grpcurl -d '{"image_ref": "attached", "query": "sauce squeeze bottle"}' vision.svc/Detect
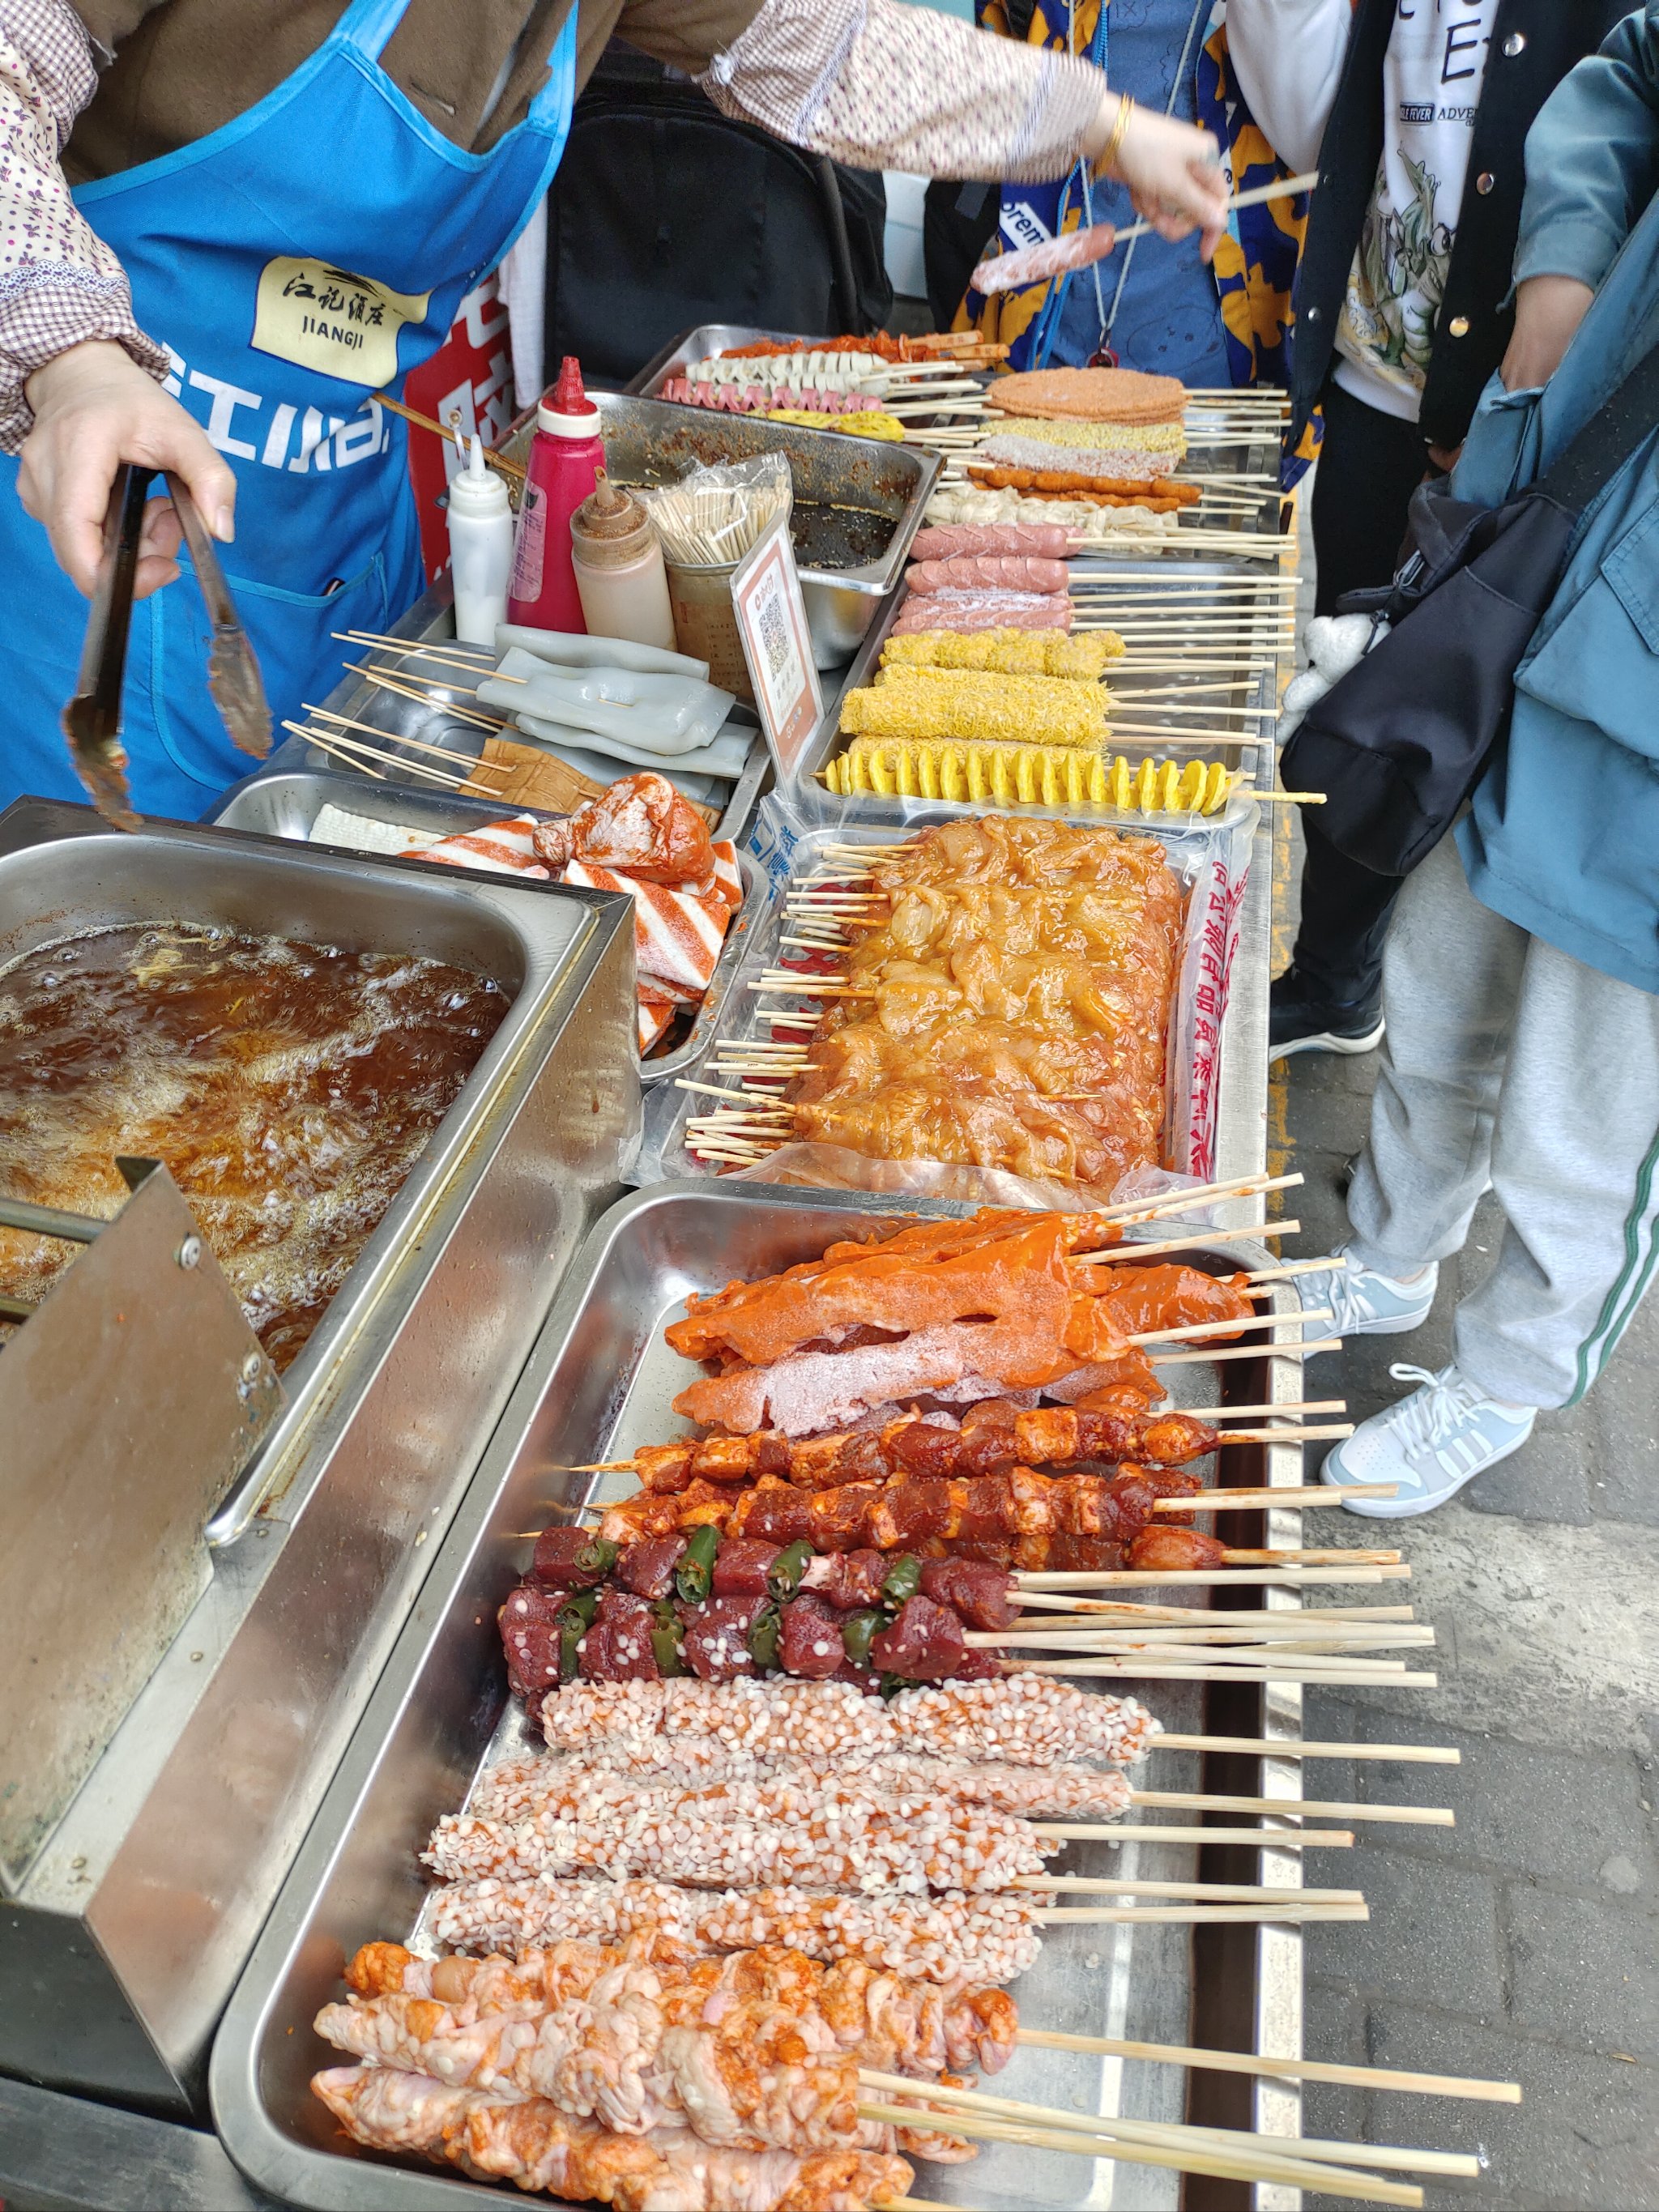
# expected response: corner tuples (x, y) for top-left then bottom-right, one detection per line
(507, 355), (603, 633)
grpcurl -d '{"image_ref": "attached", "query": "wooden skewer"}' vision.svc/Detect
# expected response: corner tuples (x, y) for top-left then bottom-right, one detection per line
(1017, 1661), (1435, 1683)
(1037, 1901), (1370, 1924)
(1013, 1876), (1364, 1901)
(1009, 1596), (1412, 1621)
(354, 662), (507, 730)
(1156, 1336), (1341, 1364)
(1122, 1792), (1451, 1825)
(302, 702), (505, 779)
(1180, 1398), (1345, 1417)
(854, 2094), (1423, 2207)
(1076, 1221), (1299, 1265)
(1124, 1306), (1333, 1347)
(1209, 1423), (1353, 1442)
(1151, 1482), (1378, 1507)
(286, 721), (476, 791)
(1013, 1564), (1406, 1588)
(370, 390), (528, 481)
(1155, 1735), (1461, 1765)
(1025, 1824), (1352, 1846)
(1014, 2027), (1516, 2104)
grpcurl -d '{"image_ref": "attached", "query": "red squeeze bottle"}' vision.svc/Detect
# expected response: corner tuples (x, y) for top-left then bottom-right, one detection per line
(506, 355), (604, 632)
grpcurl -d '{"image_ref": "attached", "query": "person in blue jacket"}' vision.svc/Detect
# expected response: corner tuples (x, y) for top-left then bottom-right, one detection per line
(1288, 3), (1659, 1515)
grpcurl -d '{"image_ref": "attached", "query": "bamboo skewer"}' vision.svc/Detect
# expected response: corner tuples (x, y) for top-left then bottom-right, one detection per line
(369, 391), (528, 482)
(1124, 1307), (1333, 1347)
(285, 720), (477, 791)
(1016, 1876), (1364, 1901)
(1149, 1484), (1379, 1507)
(1028, 1825), (1352, 1847)
(1015, 2028), (1516, 2103)
(1156, 1736), (1460, 1765)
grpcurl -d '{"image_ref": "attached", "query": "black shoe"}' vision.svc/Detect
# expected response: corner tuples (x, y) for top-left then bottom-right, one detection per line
(1268, 966), (1384, 1062)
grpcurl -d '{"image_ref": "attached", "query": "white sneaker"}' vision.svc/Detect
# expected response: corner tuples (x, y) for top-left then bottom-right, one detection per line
(1294, 1247), (1439, 1338)
(1321, 1362), (1537, 1518)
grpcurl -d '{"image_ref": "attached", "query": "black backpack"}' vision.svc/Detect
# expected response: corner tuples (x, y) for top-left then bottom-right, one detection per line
(545, 63), (893, 386)
(1282, 341), (1659, 877)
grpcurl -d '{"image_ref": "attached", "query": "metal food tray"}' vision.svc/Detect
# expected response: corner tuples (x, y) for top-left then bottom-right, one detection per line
(787, 556), (1281, 830)
(209, 765), (765, 1089)
(641, 808), (1256, 1191)
(497, 392), (941, 667)
(211, 1181), (1307, 2210)
(0, 797), (638, 2111)
(243, 580), (770, 850)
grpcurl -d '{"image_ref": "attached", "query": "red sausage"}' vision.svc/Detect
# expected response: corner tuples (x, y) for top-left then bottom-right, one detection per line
(778, 1592), (850, 1678)
(905, 556), (1070, 596)
(910, 523), (1070, 561)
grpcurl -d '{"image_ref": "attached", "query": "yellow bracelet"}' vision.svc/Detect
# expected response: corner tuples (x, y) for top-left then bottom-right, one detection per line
(1101, 91), (1133, 177)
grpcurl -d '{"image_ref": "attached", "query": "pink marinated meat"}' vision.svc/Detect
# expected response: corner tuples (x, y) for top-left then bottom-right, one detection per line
(499, 1584), (565, 1703)
(682, 1593), (767, 1681)
(710, 1537), (781, 1598)
(869, 1594), (967, 1682)
(910, 522), (1070, 561)
(906, 555), (1070, 596)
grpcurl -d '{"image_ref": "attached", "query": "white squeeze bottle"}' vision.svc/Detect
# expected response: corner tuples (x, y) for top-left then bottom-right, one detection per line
(447, 435), (515, 646)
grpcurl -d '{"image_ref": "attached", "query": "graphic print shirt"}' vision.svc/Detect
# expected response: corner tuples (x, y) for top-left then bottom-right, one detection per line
(1333, 0), (1499, 422)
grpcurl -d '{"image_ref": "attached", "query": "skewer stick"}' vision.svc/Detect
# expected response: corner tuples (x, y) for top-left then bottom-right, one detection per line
(1009, 1597), (1414, 1622)
(1179, 1399), (1346, 1417)
(302, 702), (504, 778)
(1124, 1306), (1333, 1346)
(369, 391), (528, 481)
(1014, 1877), (1364, 1901)
(1157, 1336), (1342, 1364)
(1151, 1484), (1384, 1507)
(1017, 1661), (1435, 1684)
(853, 2095), (1423, 2206)
(1156, 1736), (1461, 1765)
(1025, 1824), (1351, 1846)
(1127, 1792), (1452, 1824)
(1208, 1423), (1353, 1442)
(353, 662), (508, 730)
(1075, 1221), (1298, 1264)
(286, 721), (475, 791)
(1038, 1901), (1370, 1923)
(1014, 2028), (1516, 2104)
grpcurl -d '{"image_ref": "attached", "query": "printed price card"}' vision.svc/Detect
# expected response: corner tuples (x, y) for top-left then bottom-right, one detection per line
(731, 515), (824, 780)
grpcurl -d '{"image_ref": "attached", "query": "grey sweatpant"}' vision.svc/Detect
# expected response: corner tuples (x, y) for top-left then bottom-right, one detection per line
(1346, 833), (1659, 1409)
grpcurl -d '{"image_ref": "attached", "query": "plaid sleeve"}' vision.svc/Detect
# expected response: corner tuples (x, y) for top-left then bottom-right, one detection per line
(699, 0), (1103, 184)
(0, 0), (169, 454)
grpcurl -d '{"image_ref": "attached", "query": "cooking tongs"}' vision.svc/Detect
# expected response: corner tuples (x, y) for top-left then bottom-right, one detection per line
(62, 463), (272, 830)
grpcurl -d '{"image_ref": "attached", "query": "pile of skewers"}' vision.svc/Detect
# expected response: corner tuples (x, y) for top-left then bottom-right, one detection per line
(309, 1187), (1521, 2210)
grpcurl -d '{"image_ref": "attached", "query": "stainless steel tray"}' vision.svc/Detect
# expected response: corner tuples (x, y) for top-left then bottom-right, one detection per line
(213, 1182), (1306, 2210)
(208, 765), (765, 1089)
(243, 585), (771, 850)
(0, 797), (638, 2111)
(500, 393), (941, 667)
(791, 556), (1281, 830)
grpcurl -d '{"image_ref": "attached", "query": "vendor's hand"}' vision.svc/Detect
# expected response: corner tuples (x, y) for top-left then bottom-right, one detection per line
(1499, 275), (1595, 393)
(1093, 100), (1228, 261)
(19, 339), (237, 600)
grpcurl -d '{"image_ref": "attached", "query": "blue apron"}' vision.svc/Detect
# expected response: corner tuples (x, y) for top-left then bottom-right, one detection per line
(0, 0), (575, 820)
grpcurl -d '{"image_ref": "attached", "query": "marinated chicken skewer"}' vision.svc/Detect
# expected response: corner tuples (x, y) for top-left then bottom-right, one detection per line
(317, 1937), (1000, 2163)
(312, 2067), (916, 2212)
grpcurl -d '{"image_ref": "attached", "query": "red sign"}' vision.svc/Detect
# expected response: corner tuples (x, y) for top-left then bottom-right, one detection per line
(402, 273), (517, 582)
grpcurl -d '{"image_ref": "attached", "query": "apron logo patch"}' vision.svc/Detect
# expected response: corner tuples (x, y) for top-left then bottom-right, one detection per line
(251, 258), (431, 387)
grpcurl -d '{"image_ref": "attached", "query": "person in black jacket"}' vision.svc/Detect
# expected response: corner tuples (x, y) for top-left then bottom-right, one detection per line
(1228, 0), (1626, 1059)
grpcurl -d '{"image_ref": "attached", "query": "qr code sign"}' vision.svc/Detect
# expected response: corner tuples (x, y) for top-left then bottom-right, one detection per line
(757, 578), (799, 696)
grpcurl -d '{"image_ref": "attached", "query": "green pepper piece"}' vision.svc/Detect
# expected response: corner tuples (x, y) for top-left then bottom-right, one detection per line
(577, 1536), (619, 1579)
(557, 1588), (599, 1634)
(558, 1620), (583, 1682)
(881, 1553), (922, 1607)
(767, 1538), (813, 1601)
(676, 1524), (720, 1604)
(748, 1603), (781, 1672)
(841, 1608), (883, 1668)
(650, 1605), (685, 1677)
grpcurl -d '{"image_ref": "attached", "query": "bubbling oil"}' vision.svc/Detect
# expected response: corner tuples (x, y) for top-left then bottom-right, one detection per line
(0, 923), (506, 1367)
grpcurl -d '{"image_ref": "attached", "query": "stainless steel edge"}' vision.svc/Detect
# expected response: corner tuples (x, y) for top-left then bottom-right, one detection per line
(0, 2076), (279, 2212)
(625, 323), (814, 399)
(213, 1183), (1290, 2212)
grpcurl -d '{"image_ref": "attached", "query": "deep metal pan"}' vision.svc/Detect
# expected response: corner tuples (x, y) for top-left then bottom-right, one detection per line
(209, 765), (765, 1087)
(213, 1180), (1306, 2211)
